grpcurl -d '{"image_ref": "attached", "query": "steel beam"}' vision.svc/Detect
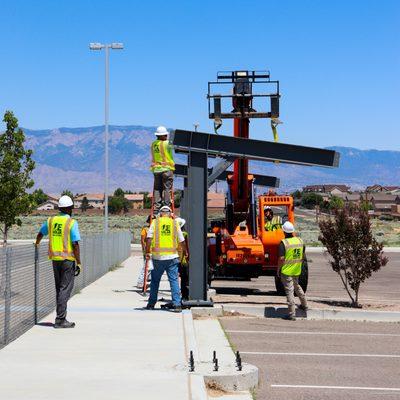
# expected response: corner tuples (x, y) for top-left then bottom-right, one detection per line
(174, 163), (280, 188)
(207, 157), (236, 187)
(172, 129), (340, 168)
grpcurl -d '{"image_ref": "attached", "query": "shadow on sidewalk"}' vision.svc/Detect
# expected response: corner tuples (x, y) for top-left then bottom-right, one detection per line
(36, 322), (54, 328)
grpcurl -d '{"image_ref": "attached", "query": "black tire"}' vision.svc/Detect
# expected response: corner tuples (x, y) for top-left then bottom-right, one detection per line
(299, 256), (308, 293)
(274, 256), (309, 295)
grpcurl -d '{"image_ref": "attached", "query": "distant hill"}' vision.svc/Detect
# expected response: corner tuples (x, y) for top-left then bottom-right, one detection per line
(23, 125), (400, 193)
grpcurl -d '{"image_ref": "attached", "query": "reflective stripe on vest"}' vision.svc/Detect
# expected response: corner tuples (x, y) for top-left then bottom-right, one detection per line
(281, 237), (304, 276)
(48, 216), (76, 261)
(151, 216), (178, 256)
(265, 215), (282, 231)
(150, 140), (175, 171)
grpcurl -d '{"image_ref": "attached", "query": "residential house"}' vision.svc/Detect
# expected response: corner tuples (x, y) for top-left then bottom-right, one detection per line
(37, 199), (58, 211)
(207, 192), (225, 209)
(335, 192), (361, 206)
(368, 194), (400, 214)
(124, 194), (144, 209)
(303, 184), (351, 195)
(75, 194), (105, 209)
(366, 184), (400, 193)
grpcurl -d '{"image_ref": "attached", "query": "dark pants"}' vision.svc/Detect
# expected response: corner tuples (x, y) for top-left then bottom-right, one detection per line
(179, 263), (189, 300)
(52, 260), (75, 321)
(153, 170), (174, 213)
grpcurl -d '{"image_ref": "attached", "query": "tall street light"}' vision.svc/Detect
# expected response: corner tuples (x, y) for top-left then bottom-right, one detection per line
(89, 42), (124, 233)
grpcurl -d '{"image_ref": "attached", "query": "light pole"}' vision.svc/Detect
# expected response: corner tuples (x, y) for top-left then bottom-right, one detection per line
(193, 123), (199, 132)
(89, 42), (124, 233)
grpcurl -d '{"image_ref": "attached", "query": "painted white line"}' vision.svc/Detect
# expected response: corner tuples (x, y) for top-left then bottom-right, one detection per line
(242, 351), (400, 358)
(271, 384), (400, 392)
(226, 329), (400, 337)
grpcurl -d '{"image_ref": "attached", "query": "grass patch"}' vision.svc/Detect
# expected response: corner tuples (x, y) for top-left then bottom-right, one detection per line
(108, 264), (123, 272)
(217, 318), (237, 353)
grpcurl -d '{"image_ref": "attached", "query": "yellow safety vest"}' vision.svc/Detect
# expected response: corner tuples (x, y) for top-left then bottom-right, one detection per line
(178, 231), (189, 266)
(151, 216), (179, 256)
(265, 215), (282, 231)
(150, 140), (175, 172)
(48, 215), (76, 261)
(281, 237), (304, 277)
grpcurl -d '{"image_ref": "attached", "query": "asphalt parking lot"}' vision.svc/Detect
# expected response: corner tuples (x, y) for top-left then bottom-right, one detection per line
(220, 317), (400, 400)
(212, 252), (400, 309)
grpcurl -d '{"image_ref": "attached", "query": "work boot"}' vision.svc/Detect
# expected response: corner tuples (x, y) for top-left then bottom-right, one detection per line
(145, 304), (155, 310)
(283, 315), (296, 321)
(171, 305), (182, 313)
(299, 304), (309, 312)
(54, 319), (75, 329)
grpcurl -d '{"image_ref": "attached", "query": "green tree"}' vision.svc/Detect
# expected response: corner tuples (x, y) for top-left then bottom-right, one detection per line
(0, 111), (35, 244)
(291, 190), (302, 199)
(319, 207), (388, 307)
(108, 196), (132, 214)
(80, 196), (90, 213)
(114, 187), (125, 197)
(30, 188), (48, 207)
(142, 192), (152, 209)
(174, 190), (182, 209)
(61, 189), (74, 200)
(300, 192), (323, 209)
(329, 195), (344, 211)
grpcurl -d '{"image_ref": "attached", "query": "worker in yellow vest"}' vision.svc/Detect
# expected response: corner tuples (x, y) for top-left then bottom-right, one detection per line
(35, 195), (82, 328)
(264, 206), (282, 231)
(150, 126), (175, 215)
(145, 206), (188, 312)
(277, 221), (308, 321)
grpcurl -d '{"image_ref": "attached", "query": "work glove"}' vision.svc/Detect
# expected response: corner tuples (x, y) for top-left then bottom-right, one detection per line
(74, 264), (82, 277)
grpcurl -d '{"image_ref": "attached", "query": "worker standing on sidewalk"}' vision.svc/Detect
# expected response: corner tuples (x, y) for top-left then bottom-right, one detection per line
(136, 215), (152, 288)
(35, 195), (82, 328)
(277, 221), (308, 321)
(150, 126), (175, 215)
(145, 206), (188, 312)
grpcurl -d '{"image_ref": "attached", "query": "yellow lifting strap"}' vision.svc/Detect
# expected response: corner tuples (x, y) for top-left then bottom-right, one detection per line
(271, 118), (282, 164)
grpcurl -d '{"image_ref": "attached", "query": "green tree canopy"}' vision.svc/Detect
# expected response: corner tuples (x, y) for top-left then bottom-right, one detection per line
(61, 189), (74, 200)
(300, 192), (323, 209)
(0, 111), (35, 244)
(31, 188), (48, 206)
(114, 188), (125, 197)
(80, 196), (90, 213)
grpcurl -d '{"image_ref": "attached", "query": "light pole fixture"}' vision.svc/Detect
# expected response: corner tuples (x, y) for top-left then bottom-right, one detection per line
(89, 42), (124, 233)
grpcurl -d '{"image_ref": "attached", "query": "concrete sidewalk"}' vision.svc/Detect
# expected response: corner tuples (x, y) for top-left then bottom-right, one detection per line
(0, 256), (190, 400)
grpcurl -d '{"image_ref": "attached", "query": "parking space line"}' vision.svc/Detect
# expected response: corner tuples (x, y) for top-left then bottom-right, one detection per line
(226, 330), (400, 337)
(271, 384), (400, 392)
(242, 351), (400, 358)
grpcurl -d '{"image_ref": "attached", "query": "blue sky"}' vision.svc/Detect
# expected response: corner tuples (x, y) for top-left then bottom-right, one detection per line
(0, 0), (399, 150)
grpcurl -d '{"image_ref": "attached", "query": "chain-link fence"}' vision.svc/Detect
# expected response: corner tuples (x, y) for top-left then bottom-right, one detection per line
(0, 231), (131, 349)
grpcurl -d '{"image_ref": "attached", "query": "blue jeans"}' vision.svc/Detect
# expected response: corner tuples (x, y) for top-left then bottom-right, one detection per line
(148, 258), (181, 306)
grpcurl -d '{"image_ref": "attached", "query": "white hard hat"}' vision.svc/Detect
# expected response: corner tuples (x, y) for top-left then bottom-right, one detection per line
(159, 205), (172, 213)
(282, 221), (295, 233)
(264, 206), (272, 211)
(175, 217), (186, 228)
(58, 195), (73, 208)
(154, 126), (168, 136)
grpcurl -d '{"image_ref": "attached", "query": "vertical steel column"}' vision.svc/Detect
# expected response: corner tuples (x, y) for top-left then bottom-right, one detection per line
(187, 151), (208, 302)
(4, 247), (11, 345)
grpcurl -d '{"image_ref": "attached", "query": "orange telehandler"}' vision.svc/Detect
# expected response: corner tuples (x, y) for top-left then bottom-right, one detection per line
(206, 71), (308, 294)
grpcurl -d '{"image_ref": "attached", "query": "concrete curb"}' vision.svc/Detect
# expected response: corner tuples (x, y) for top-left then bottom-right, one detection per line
(191, 305), (224, 318)
(306, 246), (400, 253)
(222, 305), (400, 322)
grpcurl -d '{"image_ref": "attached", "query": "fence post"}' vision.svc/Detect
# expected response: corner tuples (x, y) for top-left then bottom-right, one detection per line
(34, 246), (39, 325)
(4, 247), (12, 345)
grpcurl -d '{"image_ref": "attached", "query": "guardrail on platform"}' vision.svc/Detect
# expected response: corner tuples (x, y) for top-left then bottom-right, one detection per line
(0, 231), (131, 348)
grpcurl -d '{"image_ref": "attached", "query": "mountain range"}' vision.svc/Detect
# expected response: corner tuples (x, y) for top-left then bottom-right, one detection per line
(23, 125), (400, 194)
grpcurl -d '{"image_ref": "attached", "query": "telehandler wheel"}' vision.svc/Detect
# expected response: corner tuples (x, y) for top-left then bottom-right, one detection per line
(274, 256), (309, 296)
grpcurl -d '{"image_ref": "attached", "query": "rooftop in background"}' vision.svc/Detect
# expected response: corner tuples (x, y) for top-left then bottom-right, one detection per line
(75, 193), (104, 201)
(124, 194), (144, 201)
(303, 184), (351, 193)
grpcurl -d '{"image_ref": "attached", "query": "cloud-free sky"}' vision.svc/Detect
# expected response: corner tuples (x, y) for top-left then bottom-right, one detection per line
(0, 0), (399, 150)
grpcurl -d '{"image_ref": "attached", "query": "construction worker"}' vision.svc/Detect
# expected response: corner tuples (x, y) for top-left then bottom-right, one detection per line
(35, 195), (81, 328)
(150, 126), (175, 215)
(277, 221), (308, 321)
(145, 206), (188, 312)
(136, 215), (152, 288)
(176, 217), (189, 301)
(264, 206), (282, 231)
